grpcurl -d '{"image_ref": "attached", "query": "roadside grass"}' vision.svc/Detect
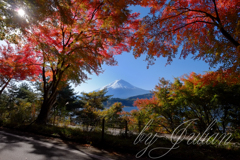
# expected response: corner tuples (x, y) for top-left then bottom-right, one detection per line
(1, 121), (240, 160)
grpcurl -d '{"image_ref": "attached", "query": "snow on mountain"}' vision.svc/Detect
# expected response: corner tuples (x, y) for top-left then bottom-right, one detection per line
(99, 79), (137, 90)
(96, 79), (150, 99)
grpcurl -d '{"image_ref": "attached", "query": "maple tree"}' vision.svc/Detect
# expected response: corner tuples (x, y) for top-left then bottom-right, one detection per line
(0, 41), (41, 96)
(22, 0), (138, 123)
(131, 0), (240, 71)
(21, 0), (139, 124)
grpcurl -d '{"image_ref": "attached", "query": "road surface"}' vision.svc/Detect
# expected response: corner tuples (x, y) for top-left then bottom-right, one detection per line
(0, 131), (113, 160)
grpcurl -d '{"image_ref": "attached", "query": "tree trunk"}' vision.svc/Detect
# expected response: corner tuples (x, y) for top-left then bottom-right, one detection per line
(35, 77), (59, 125)
(35, 59), (68, 125)
(35, 103), (51, 124)
(35, 96), (56, 124)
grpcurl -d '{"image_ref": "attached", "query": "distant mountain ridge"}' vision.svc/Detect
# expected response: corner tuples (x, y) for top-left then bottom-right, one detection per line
(128, 93), (153, 99)
(103, 93), (154, 108)
(95, 79), (150, 99)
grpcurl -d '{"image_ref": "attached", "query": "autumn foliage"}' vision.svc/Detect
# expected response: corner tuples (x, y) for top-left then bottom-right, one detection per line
(1, 0), (239, 128)
(132, 0), (240, 70)
(133, 71), (240, 133)
(18, 0), (140, 124)
(0, 41), (41, 95)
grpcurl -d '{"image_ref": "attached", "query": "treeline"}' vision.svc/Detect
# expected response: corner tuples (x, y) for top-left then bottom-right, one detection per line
(103, 93), (153, 107)
(0, 82), (78, 126)
(0, 82), (127, 127)
(132, 71), (240, 137)
(1, 71), (240, 141)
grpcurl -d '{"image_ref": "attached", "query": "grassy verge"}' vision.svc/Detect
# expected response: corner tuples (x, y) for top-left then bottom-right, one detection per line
(1, 122), (240, 160)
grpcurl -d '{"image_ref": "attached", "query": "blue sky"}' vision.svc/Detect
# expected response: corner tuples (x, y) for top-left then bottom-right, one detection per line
(73, 6), (216, 94)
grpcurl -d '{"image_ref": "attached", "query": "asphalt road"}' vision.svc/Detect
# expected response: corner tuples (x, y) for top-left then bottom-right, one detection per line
(0, 131), (113, 160)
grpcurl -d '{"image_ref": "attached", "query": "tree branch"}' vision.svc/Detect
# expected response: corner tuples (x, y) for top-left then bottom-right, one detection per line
(212, 0), (221, 23)
(212, 0), (239, 47)
(155, 20), (215, 37)
(173, 8), (218, 23)
(67, 2), (103, 48)
(173, 7), (239, 47)
(0, 78), (11, 96)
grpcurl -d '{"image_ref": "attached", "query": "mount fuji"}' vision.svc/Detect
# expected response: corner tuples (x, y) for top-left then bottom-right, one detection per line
(95, 79), (150, 99)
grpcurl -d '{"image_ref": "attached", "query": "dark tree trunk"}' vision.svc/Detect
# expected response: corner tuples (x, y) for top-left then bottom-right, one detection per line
(35, 57), (69, 125)
(35, 103), (51, 125)
(35, 66), (60, 125)
(35, 97), (56, 124)
(35, 83), (59, 124)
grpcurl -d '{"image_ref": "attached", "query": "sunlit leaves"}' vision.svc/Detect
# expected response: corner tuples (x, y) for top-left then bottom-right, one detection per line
(0, 41), (41, 95)
(132, 0), (240, 71)
(25, 0), (139, 86)
(132, 71), (240, 133)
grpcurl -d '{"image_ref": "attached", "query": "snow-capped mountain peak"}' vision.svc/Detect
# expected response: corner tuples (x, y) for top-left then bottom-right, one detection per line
(96, 79), (150, 99)
(100, 79), (136, 90)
